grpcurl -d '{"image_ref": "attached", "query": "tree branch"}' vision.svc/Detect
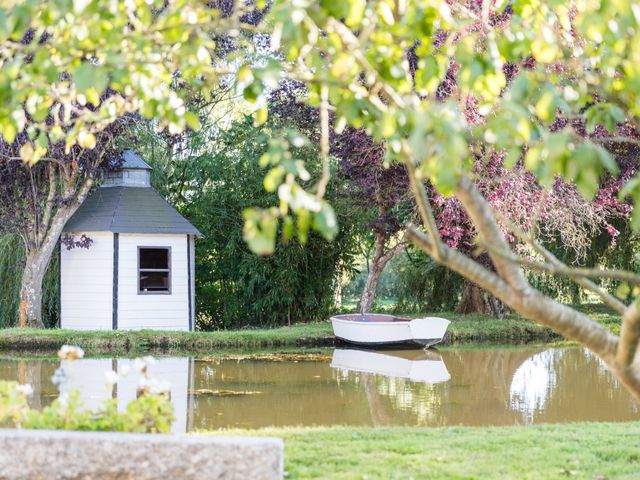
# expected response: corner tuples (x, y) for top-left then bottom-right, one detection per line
(406, 224), (513, 300)
(480, 241), (628, 314)
(402, 148), (445, 261)
(617, 301), (640, 367)
(315, 83), (331, 200)
(381, 238), (408, 265)
(406, 223), (619, 360)
(38, 163), (57, 245)
(455, 176), (529, 291)
(492, 211), (630, 314)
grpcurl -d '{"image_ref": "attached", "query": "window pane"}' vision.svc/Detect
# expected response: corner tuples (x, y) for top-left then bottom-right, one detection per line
(140, 271), (169, 292)
(139, 248), (169, 269)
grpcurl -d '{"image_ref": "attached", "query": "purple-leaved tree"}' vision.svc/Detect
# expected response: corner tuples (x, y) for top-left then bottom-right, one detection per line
(333, 128), (411, 313)
(0, 124), (126, 328)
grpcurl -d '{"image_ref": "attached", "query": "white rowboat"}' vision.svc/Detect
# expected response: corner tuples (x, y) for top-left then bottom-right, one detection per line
(330, 313), (450, 348)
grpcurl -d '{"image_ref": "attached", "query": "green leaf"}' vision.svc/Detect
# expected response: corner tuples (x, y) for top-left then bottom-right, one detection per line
(314, 202), (338, 241)
(345, 0), (366, 27)
(0, 119), (17, 144)
(380, 112), (396, 138)
(72, 63), (107, 94)
(243, 209), (278, 256)
(535, 91), (557, 123)
(296, 209), (311, 244)
(243, 81), (263, 103)
(616, 283), (631, 299)
(184, 112), (201, 131)
(282, 215), (294, 242)
(376, 2), (395, 25)
(253, 106), (268, 127)
(77, 130), (96, 149)
(620, 177), (640, 230)
(264, 166), (285, 192)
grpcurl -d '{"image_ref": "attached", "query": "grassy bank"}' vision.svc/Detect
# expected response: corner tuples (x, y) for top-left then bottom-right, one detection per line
(216, 422), (640, 479)
(0, 305), (618, 354)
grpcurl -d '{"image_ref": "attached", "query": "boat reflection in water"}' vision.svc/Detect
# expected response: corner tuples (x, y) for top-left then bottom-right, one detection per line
(330, 348), (450, 384)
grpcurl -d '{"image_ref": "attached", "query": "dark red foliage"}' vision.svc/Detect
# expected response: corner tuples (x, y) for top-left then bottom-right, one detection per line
(61, 234), (93, 250)
(332, 128), (410, 236)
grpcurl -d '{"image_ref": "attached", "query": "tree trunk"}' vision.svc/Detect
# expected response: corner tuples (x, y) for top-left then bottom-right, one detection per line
(455, 252), (506, 318)
(18, 206), (78, 329)
(358, 233), (406, 314)
(18, 256), (46, 328)
(359, 235), (385, 314)
(456, 280), (506, 317)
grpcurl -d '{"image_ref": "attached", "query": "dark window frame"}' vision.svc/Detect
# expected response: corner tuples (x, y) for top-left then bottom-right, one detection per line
(137, 246), (172, 295)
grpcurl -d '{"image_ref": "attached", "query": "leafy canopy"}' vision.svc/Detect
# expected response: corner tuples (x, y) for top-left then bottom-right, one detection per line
(242, 0), (640, 250)
(5, 0), (640, 253)
(0, 0), (247, 162)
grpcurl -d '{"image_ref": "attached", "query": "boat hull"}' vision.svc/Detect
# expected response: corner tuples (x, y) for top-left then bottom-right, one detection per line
(333, 335), (443, 348)
(331, 314), (450, 348)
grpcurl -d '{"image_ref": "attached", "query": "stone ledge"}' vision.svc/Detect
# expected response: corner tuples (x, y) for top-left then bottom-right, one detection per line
(0, 429), (283, 480)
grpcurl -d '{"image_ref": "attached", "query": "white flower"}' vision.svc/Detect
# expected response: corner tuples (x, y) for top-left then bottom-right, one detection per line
(104, 370), (118, 386)
(51, 367), (66, 386)
(133, 358), (145, 373)
(57, 345), (85, 360)
(142, 356), (156, 366)
(57, 392), (69, 408)
(137, 377), (171, 395)
(151, 379), (171, 395)
(16, 384), (33, 396)
(133, 356), (156, 373)
(119, 364), (131, 377)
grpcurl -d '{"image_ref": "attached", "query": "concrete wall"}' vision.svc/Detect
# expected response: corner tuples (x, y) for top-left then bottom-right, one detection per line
(60, 231), (113, 330)
(0, 429), (283, 480)
(118, 233), (190, 330)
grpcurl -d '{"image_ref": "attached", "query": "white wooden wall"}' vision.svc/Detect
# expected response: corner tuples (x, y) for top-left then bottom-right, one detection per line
(117, 233), (190, 331)
(60, 232), (114, 330)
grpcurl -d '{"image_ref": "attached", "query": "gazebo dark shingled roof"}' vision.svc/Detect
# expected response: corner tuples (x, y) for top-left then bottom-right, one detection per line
(63, 152), (201, 236)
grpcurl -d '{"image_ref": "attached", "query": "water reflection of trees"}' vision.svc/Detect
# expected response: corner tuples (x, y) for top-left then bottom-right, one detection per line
(0, 347), (637, 430)
(355, 347), (638, 426)
(510, 348), (639, 423)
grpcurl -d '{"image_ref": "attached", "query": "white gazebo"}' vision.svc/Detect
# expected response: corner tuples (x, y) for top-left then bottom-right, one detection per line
(60, 150), (201, 331)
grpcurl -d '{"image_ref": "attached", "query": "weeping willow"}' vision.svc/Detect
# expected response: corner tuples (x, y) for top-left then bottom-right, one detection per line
(0, 235), (59, 328)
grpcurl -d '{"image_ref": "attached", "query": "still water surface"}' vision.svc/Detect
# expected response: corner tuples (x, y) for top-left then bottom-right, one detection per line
(1, 346), (637, 432)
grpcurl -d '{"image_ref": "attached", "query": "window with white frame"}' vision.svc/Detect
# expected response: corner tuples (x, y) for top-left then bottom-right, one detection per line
(138, 247), (171, 294)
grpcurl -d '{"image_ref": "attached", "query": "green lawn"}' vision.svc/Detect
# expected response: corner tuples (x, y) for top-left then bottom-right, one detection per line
(0, 304), (619, 353)
(214, 423), (640, 479)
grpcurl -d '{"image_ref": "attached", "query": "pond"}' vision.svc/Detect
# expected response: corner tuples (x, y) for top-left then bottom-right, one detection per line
(1, 345), (638, 432)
